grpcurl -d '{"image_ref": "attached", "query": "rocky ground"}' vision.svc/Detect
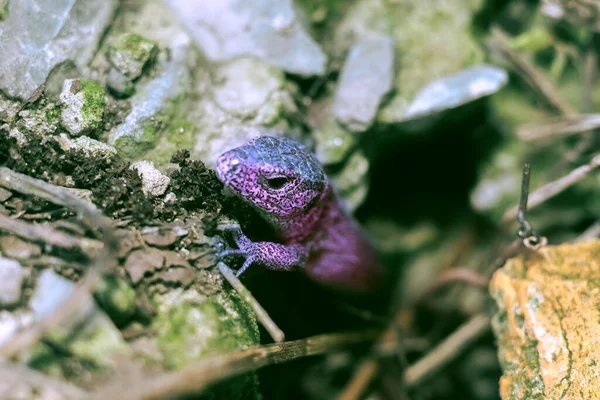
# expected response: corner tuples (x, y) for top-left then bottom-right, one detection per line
(0, 0), (598, 399)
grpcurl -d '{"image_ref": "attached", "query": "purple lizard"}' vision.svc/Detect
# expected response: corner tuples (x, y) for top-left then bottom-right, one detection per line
(216, 135), (383, 292)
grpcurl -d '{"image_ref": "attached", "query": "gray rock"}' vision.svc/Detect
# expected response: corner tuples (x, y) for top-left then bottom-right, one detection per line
(0, 0), (118, 100)
(164, 0), (327, 76)
(71, 135), (117, 159)
(0, 187), (11, 202)
(213, 58), (286, 119)
(187, 59), (302, 168)
(106, 33), (158, 79)
(0, 257), (23, 306)
(59, 79), (106, 136)
(333, 37), (395, 132)
(330, 150), (370, 213)
(332, 0), (490, 127)
(130, 160), (170, 197)
(106, 67), (135, 98)
(16, 104), (60, 136)
(30, 269), (129, 366)
(313, 117), (358, 165)
(0, 310), (33, 346)
(108, 49), (192, 159)
(404, 65), (508, 119)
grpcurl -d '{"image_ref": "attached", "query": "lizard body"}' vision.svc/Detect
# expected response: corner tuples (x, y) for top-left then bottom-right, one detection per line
(216, 136), (382, 292)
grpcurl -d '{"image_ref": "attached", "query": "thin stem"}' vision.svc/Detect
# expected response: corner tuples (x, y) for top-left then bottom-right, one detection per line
(218, 262), (285, 343)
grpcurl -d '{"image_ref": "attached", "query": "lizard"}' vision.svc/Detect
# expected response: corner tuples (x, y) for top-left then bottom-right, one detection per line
(215, 135), (383, 293)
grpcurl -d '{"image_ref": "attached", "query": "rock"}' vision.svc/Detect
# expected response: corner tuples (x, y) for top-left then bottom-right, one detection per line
(0, 95), (20, 122)
(108, 48), (192, 159)
(125, 247), (165, 284)
(94, 275), (137, 328)
(59, 79), (105, 136)
(490, 240), (600, 399)
(330, 150), (370, 212)
(213, 58), (290, 120)
(130, 160), (170, 197)
(152, 288), (260, 397)
(16, 103), (61, 136)
(70, 135), (118, 159)
(106, 67), (135, 98)
(30, 269), (129, 366)
(0, 236), (42, 259)
(106, 33), (158, 79)
(332, 0), (488, 126)
(0, 187), (12, 202)
(403, 65), (508, 120)
(0, 310), (33, 346)
(333, 36), (395, 132)
(0, 0), (118, 100)
(152, 265), (195, 288)
(0, 257), (23, 306)
(164, 0), (326, 76)
(140, 227), (181, 247)
(190, 99), (289, 168)
(313, 117), (358, 165)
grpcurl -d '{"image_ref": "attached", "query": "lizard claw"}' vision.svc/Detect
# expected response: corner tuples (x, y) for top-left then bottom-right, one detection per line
(216, 229), (256, 276)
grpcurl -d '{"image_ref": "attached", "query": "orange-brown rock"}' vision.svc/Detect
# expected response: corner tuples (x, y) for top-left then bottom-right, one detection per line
(490, 239), (600, 400)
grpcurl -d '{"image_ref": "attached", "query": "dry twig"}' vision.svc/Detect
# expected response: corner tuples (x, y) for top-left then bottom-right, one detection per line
(218, 262), (285, 343)
(490, 26), (576, 116)
(0, 168), (117, 359)
(0, 361), (88, 399)
(0, 213), (102, 255)
(403, 314), (491, 386)
(93, 330), (383, 400)
(502, 153), (600, 222)
(517, 114), (600, 142)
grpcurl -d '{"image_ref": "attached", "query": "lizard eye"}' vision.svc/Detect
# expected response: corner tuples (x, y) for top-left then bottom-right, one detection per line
(265, 176), (291, 190)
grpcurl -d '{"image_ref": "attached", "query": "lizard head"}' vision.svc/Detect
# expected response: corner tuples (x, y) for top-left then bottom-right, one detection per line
(216, 136), (328, 221)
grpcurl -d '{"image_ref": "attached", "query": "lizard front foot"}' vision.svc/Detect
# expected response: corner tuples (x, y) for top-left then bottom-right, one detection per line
(217, 228), (307, 276)
(216, 228), (258, 276)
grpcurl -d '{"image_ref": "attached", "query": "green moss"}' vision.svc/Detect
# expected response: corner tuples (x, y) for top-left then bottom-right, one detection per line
(107, 33), (158, 78)
(166, 120), (195, 146)
(80, 80), (105, 131)
(27, 342), (66, 378)
(143, 120), (196, 167)
(0, 0), (8, 21)
(94, 275), (137, 328)
(152, 289), (260, 399)
(45, 105), (61, 125)
(154, 290), (259, 369)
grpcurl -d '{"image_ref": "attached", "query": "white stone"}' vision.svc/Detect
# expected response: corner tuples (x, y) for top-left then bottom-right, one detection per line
(130, 160), (171, 197)
(0, 257), (23, 306)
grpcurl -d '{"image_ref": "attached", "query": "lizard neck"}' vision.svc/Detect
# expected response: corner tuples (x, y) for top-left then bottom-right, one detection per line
(268, 186), (332, 243)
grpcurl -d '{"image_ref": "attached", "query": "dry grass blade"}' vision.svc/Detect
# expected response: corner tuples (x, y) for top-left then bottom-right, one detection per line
(490, 26), (576, 116)
(93, 330), (382, 400)
(503, 153), (600, 222)
(218, 262), (285, 343)
(0, 361), (88, 399)
(0, 167), (117, 359)
(0, 213), (102, 255)
(403, 314), (491, 386)
(517, 114), (600, 142)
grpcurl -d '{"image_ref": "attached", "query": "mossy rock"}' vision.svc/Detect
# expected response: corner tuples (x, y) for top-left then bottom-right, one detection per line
(152, 288), (261, 399)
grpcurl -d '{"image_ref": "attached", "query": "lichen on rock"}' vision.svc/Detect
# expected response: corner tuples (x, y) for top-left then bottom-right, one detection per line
(106, 33), (158, 80)
(59, 79), (106, 136)
(490, 239), (600, 399)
